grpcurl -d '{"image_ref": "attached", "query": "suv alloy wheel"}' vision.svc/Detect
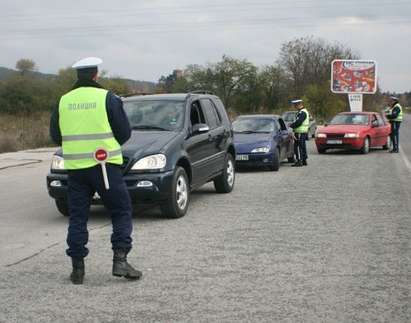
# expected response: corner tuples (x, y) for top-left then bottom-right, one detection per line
(160, 167), (190, 218)
(214, 154), (235, 193)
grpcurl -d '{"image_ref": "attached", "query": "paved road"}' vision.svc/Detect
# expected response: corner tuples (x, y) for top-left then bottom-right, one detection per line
(0, 121), (410, 322)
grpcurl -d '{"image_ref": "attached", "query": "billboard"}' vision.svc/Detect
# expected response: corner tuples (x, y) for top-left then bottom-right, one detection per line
(331, 60), (377, 94)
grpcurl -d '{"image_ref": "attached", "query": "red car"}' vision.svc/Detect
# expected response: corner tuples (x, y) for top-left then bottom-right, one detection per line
(315, 112), (391, 154)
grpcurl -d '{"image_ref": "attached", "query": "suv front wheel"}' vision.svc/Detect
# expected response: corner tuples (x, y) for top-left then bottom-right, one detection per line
(160, 167), (190, 218)
(56, 199), (69, 217)
(214, 154), (235, 193)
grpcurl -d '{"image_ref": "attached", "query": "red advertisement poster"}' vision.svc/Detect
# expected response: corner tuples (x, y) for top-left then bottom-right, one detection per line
(331, 60), (377, 94)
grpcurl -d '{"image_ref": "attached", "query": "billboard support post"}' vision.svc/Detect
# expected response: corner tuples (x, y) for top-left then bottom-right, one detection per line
(348, 93), (363, 112)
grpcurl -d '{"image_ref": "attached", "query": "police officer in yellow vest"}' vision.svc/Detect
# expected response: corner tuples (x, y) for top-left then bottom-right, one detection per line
(289, 99), (310, 167)
(385, 96), (403, 153)
(50, 57), (142, 284)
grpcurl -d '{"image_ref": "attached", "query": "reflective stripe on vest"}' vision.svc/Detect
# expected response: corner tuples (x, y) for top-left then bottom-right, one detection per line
(62, 132), (114, 141)
(294, 108), (310, 133)
(63, 149), (122, 160)
(59, 87), (123, 170)
(393, 104), (403, 122)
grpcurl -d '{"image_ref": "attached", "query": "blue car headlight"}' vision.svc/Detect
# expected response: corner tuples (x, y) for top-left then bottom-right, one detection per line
(251, 146), (270, 153)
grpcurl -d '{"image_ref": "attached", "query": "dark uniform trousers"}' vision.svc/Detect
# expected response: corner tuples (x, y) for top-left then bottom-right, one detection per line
(390, 121), (401, 152)
(66, 164), (132, 258)
(294, 133), (308, 161)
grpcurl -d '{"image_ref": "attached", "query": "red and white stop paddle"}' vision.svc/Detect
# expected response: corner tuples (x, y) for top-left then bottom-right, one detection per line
(94, 148), (110, 190)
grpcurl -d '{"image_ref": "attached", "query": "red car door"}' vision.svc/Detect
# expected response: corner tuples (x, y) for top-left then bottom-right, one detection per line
(376, 113), (389, 145)
(370, 113), (387, 147)
(368, 114), (379, 147)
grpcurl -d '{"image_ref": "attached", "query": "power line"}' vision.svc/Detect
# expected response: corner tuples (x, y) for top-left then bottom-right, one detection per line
(0, 16), (409, 41)
(0, 0), (409, 23)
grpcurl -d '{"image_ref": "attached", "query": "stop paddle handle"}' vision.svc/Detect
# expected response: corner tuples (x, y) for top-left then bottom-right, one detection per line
(93, 148), (110, 190)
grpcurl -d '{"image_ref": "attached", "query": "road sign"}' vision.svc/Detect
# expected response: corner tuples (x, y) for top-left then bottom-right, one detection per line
(331, 60), (377, 94)
(348, 93), (363, 112)
(94, 148), (110, 190)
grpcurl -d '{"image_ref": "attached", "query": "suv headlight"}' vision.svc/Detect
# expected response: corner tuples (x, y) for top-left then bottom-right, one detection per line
(251, 147), (270, 153)
(344, 133), (359, 138)
(131, 154), (167, 170)
(51, 155), (65, 170)
(316, 133), (326, 138)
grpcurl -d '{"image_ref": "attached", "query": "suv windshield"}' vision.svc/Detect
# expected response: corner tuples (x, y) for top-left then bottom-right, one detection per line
(124, 100), (185, 131)
(233, 118), (275, 133)
(282, 112), (296, 122)
(330, 114), (369, 125)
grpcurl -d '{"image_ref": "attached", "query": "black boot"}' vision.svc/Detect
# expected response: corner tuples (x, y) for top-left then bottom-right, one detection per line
(70, 258), (84, 285)
(302, 160), (308, 166)
(292, 160), (303, 167)
(112, 250), (142, 280)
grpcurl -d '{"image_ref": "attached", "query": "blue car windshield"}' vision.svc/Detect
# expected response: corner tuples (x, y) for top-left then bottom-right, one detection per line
(330, 114), (369, 125)
(124, 100), (185, 131)
(233, 118), (275, 133)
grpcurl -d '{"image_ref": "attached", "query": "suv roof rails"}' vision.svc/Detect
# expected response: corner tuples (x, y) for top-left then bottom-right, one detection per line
(121, 92), (155, 97)
(189, 90), (215, 95)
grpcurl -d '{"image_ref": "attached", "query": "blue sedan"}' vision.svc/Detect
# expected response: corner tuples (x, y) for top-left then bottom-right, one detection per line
(233, 115), (295, 171)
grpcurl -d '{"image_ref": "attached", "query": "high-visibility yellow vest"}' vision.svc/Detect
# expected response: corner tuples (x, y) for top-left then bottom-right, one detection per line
(59, 87), (123, 170)
(392, 103), (403, 122)
(294, 108), (310, 133)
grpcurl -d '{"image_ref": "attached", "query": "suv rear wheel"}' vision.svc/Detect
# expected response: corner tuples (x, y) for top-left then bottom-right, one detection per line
(160, 167), (190, 218)
(214, 154), (235, 193)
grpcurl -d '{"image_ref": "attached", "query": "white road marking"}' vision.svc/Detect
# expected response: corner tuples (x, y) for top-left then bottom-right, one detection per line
(399, 145), (411, 172)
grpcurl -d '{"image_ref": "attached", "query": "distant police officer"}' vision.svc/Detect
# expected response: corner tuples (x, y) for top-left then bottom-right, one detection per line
(385, 96), (403, 153)
(50, 57), (142, 284)
(289, 99), (310, 167)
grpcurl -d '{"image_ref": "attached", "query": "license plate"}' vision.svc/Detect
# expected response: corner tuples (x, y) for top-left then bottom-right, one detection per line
(236, 154), (249, 161)
(327, 140), (342, 144)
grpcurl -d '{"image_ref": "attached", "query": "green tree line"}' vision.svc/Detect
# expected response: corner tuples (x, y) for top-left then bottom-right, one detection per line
(158, 36), (385, 121)
(0, 37), (389, 120)
(0, 60), (132, 115)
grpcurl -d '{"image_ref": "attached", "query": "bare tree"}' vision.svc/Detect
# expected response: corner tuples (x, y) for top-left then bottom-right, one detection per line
(258, 65), (290, 111)
(278, 37), (358, 96)
(15, 59), (36, 75)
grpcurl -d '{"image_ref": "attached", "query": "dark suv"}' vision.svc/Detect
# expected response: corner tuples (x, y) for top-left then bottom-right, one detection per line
(47, 93), (236, 218)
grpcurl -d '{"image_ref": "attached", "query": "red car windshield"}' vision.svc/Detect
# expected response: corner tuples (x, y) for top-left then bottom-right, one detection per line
(330, 114), (369, 125)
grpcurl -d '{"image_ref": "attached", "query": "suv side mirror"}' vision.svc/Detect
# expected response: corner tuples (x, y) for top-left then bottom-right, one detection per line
(192, 123), (210, 134)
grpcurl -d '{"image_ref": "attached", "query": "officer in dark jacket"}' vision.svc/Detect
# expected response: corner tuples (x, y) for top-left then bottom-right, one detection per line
(385, 96), (403, 153)
(289, 99), (310, 167)
(50, 57), (142, 284)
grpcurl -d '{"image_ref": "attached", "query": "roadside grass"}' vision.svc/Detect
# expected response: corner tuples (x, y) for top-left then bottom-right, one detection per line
(0, 112), (53, 153)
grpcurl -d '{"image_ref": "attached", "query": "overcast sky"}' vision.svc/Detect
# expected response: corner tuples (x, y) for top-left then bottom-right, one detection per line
(1, 0), (410, 92)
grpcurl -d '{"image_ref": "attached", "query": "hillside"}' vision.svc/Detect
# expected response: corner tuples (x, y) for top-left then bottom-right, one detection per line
(0, 66), (157, 93)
